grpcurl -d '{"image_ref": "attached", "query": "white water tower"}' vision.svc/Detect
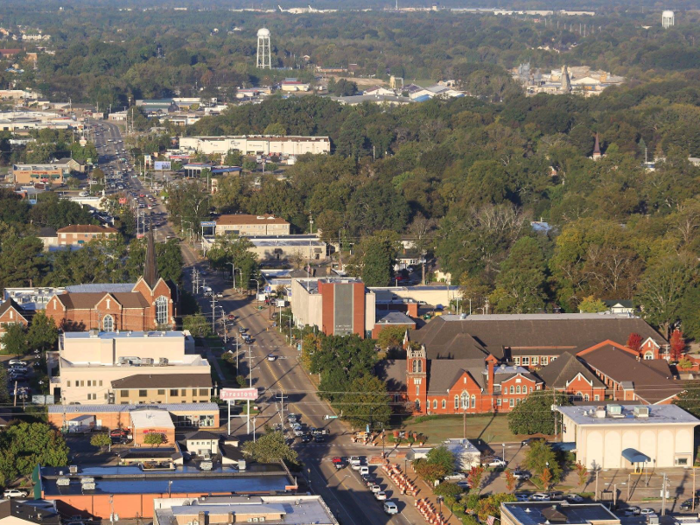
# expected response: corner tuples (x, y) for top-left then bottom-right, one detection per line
(662, 10), (675, 29)
(256, 28), (271, 69)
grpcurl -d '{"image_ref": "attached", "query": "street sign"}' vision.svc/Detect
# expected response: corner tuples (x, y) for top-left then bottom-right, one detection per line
(221, 387), (258, 401)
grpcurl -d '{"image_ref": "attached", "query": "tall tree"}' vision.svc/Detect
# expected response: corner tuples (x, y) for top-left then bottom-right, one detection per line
(1, 323), (28, 356)
(490, 237), (548, 313)
(27, 311), (58, 352)
(349, 230), (400, 287)
(242, 431), (298, 465)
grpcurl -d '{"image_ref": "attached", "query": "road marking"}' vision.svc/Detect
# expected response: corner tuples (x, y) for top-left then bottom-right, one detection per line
(310, 462), (359, 525)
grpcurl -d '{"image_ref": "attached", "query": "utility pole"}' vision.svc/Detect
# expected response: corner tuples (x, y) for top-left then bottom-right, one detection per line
(246, 346), (254, 434)
(627, 473), (631, 502)
(661, 473), (668, 516)
(595, 470), (599, 501)
(210, 295), (218, 332)
(693, 468), (696, 511)
(276, 391), (288, 425)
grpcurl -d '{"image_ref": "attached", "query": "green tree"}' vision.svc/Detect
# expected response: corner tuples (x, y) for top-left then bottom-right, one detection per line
(475, 493), (517, 521)
(223, 150), (244, 166)
(242, 159), (258, 172)
(341, 375), (391, 429)
(90, 433), (112, 451)
(27, 311), (58, 352)
(143, 433), (165, 445)
(376, 326), (407, 351)
(578, 296), (608, 313)
(508, 392), (569, 435)
(349, 230), (400, 287)
(0, 422), (69, 483)
(524, 440), (562, 483)
(426, 445), (455, 474)
(207, 235), (259, 290)
(490, 237), (548, 313)
(0, 366), (9, 403)
(263, 123), (287, 136)
(674, 383), (700, 419)
(1, 323), (27, 356)
(183, 314), (212, 337)
(242, 430), (298, 465)
(91, 168), (105, 183)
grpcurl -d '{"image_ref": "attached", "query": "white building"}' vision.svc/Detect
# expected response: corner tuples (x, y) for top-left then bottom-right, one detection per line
(662, 10), (675, 28)
(558, 404), (698, 470)
(179, 135), (331, 156)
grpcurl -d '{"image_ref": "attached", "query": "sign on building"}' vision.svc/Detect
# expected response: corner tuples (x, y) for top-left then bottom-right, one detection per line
(220, 388), (258, 401)
(154, 161), (172, 171)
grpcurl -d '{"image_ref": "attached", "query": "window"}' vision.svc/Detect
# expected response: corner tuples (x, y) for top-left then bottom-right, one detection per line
(66, 381), (71, 387)
(676, 458), (689, 466)
(156, 296), (169, 326)
(120, 390), (128, 397)
(87, 380), (91, 387)
(522, 357), (530, 365)
(509, 386), (514, 394)
(532, 357), (539, 365)
(433, 400), (437, 410)
(514, 357), (520, 365)
(199, 388), (209, 396)
(442, 400), (446, 409)
(454, 396), (459, 409)
(170, 389), (179, 397)
(541, 357), (548, 365)
(584, 394), (590, 401)
(103, 314), (114, 332)
(99, 380), (103, 386)
(158, 389), (165, 396)
(516, 385), (521, 394)
(416, 384), (420, 396)
(139, 390), (147, 397)
(644, 351), (654, 360)
(470, 394), (476, 408)
(509, 398), (515, 407)
(461, 391), (469, 409)
(594, 395), (600, 401)
(181, 389), (186, 396)
(497, 399), (502, 406)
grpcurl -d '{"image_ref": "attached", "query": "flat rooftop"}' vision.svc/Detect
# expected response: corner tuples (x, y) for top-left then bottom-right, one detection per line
(502, 502), (619, 525)
(155, 495), (337, 525)
(48, 403), (218, 414)
(298, 278), (363, 294)
(63, 330), (187, 340)
(40, 465), (292, 496)
(441, 313), (637, 321)
(557, 404), (699, 426)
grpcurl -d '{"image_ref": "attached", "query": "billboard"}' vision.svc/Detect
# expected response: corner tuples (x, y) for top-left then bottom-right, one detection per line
(220, 388), (258, 401)
(154, 161), (172, 171)
(200, 221), (216, 228)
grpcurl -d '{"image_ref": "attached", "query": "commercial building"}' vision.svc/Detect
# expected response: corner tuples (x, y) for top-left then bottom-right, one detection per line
(12, 165), (64, 185)
(47, 403), (219, 433)
(279, 78), (311, 92)
(501, 502), (619, 525)
(56, 225), (118, 247)
(37, 463), (297, 520)
(214, 214), (291, 237)
(54, 329), (210, 405)
(557, 404), (699, 469)
(291, 278), (375, 338)
(0, 499), (61, 525)
(179, 135), (331, 156)
(154, 495), (338, 525)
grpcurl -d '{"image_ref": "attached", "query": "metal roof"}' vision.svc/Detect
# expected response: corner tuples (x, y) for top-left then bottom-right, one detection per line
(557, 404), (699, 426)
(48, 402), (218, 414)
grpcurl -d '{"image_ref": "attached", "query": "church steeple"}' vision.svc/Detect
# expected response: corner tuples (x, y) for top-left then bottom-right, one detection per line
(144, 228), (159, 289)
(592, 132), (602, 160)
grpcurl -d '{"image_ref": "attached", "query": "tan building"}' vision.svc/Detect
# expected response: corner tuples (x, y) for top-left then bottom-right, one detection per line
(214, 214), (291, 237)
(12, 165), (64, 185)
(179, 135), (331, 156)
(55, 330), (211, 405)
(501, 502), (619, 525)
(558, 404), (698, 470)
(56, 224), (118, 246)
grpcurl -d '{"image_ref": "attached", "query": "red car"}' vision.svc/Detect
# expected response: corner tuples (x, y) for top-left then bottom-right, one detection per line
(332, 457), (346, 470)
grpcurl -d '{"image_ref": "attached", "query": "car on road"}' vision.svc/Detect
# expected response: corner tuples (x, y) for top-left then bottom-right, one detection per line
(486, 458), (507, 468)
(287, 413), (299, 423)
(300, 434), (311, 444)
(514, 492), (530, 502)
(374, 491), (387, 501)
(8, 359), (24, 366)
(313, 434), (326, 443)
(639, 509), (656, 516)
(239, 327), (248, 334)
(267, 354), (277, 362)
(332, 457), (346, 470)
(529, 493), (550, 501)
(521, 438), (545, 447)
(370, 484), (382, 494)
(359, 466), (370, 476)
(383, 501), (399, 515)
(622, 507), (641, 516)
(456, 480), (471, 489)
(566, 494), (584, 503)
(293, 427), (306, 437)
(3, 489), (28, 498)
(349, 456), (362, 468)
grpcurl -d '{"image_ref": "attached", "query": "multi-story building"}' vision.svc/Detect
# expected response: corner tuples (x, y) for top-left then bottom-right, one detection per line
(55, 329), (211, 405)
(12, 166), (64, 185)
(214, 214), (291, 237)
(0, 298), (30, 346)
(56, 224), (118, 246)
(179, 135), (331, 156)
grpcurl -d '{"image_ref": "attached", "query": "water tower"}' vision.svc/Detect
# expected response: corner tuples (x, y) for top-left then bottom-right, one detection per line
(257, 28), (271, 69)
(662, 10), (675, 29)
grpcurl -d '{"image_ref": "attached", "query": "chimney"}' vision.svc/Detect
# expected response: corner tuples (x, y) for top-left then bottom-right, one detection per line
(198, 511), (206, 525)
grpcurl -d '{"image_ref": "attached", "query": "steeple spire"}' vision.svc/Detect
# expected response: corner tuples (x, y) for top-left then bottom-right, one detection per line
(592, 132), (602, 160)
(144, 228), (159, 289)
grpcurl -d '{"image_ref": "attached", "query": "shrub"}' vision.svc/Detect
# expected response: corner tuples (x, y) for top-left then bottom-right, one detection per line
(435, 482), (464, 499)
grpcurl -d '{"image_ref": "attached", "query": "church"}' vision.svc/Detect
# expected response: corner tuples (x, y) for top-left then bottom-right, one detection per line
(44, 231), (178, 332)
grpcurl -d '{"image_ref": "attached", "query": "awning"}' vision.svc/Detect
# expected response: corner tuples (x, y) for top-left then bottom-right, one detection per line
(622, 448), (651, 463)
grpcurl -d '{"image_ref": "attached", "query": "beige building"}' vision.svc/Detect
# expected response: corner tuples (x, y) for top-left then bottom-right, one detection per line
(558, 404), (698, 470)
(179, 135), (331, 156)
(56, 330), (212, 405)
(215, 214), (291, 237)
(501, 502), (619, 525)
(57, 224), (118, 246)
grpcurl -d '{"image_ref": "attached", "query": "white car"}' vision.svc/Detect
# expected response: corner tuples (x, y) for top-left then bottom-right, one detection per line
(487, 458), (507, 468)
(374, 491), (387, 501)
(370, 484), (382, 493)
(623, 507), (641, 517)
(639, 509), (656, 516)
(349, 456), (362, 468)
(359, 466), (370, 476)
(383, 501), (399, 515)
(267, 354), (277, 362)
(529, 493), (550, 501)
(3, 489), (28, 498)
(444, 472), (466, 480)
(566, 494), (584, 503)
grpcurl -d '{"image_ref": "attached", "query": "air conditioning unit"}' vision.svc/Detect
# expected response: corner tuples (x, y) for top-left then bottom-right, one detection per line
(80, 477), (95, 484)
(634, 406), (650, 418)
(158, 358), (169, 366)
(69, 465), (78, 474)
(81, 482), (96, 491)
(56, 478), (70, 486)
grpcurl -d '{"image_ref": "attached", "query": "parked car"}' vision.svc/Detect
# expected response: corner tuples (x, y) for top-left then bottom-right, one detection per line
(374, 491), (387, 501)
(3, 489), (28, 498)
(300, 434), (311, 444)
(549, 491), (565, 501)
(639, 509), (656, 516)
(383, 501), (399, 515)
(359, 466), (370, 476)
(514, 492), (531, 502)
(513, 469), (531, 480)
(680, 499), (699, 511)
(529, 493), (550, 501)
(8, 359), (24, 366)
(332, 457), (346, 470)
(522, 438), (545, 447)
(349, 456), (362, 469)
(444, 472), (466, 481)
(313, 434), (326, 443)
(623, 507), (641, 516)
(370, 484), (382, 494)
(487, 458), (507, 468)
(566, 494), (584, 503)
(293, 427), (305, 437)
(456, 480), (471, 489)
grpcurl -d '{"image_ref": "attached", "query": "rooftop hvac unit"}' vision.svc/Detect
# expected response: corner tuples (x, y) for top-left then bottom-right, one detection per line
(56, 478), (70, 486)
(608, 404), (623, 415)
(158, 358), (169, 366)
(68, 465), (78, 474)
(634, 406), (650, 418)
(142, 358), (154, 365)
(81, 482), (96, 492)
(80, 477), (95, 484)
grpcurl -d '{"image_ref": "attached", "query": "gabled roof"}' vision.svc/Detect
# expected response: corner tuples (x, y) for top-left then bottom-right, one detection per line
(37, 226), (57, 238)
(185, 430), (221, 441)
(0, 298), (28, 322)
(57, 224), (118, 234)
(0, 500), (61, 525)
(536, 352), (605, 389)
(581, 344), (682, 404)
(56, 291), (149, 310)
(427, 359), (485, 394)
(216, 214), (289, 226)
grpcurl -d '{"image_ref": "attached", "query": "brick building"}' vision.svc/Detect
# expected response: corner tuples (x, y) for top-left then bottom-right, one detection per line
(56, 224), (117, 246)
(382, 313), (673, 416)
(0, 298), (30, 345)
(44, 231), (177, 331)
(214, 214), (291, 237)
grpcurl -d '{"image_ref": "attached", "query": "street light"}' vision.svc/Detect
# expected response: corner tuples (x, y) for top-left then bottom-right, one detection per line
(250, 278), (260, 301)
(226, 262), (236, 291)
(502, 443), (506, 463)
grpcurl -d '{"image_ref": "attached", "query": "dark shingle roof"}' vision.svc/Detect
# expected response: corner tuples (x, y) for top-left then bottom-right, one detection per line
(427, 359), (485, 394)
(0, 500), (61, 525)
(536, 352), (605, 389)
(582, 345), (682, 404)
(111, 374), (212, 389)
(185, 430), (221, 441)
(0, 298), (28, 321)
(57, 292), (150, 310)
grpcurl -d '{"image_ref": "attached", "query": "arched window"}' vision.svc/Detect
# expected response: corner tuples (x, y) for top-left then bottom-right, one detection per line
(156, 296), (169, 326)
(103, 314), (114, 332)
(644, 351), (654, 360)
(442, 399), (446, 409)
(584, 394), (590, 401)
(454, 395), (459, 409)
(412, 360), (417, 373)
(516, 385), (521, 394)
(509, 385), (514, 394)
(461, 391), (469, 409)
(433, 400), (437, 410)
(470, 394), (476, 408)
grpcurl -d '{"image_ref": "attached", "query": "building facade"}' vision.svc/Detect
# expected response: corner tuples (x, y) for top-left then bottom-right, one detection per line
(179, 135), (331, 156)
(214, 214), (291, 236)
(56, 225), (117, 246)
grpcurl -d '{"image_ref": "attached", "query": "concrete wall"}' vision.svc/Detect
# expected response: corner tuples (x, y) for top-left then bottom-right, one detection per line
(290, 279), (322, 329)
(370, 286), (460, 307)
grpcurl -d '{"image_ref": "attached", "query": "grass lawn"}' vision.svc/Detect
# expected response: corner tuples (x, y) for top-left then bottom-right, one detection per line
(402, 414), (532, 444)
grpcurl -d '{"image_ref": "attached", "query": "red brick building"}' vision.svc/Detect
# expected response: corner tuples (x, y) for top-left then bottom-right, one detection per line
(380, 314), (672, 416)
(318, 279), (366, 338)
(0, 298), (30, 342)
(44, 231), (177, 331)
(56, 224), (117, 246)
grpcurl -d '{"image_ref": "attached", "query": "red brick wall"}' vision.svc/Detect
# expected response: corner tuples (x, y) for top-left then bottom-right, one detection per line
(562, 375), (605, 402)
(318, 281), (334, 336)
(352, 282), (365, 338)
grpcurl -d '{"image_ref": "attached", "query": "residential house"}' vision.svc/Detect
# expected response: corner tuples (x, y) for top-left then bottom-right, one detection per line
(280, 78), (311, 92)
(184, 430), (221, 457)
(0, 298), (30, 346)
(0, 499), (60, 525)
(603, 300), (635, 315)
